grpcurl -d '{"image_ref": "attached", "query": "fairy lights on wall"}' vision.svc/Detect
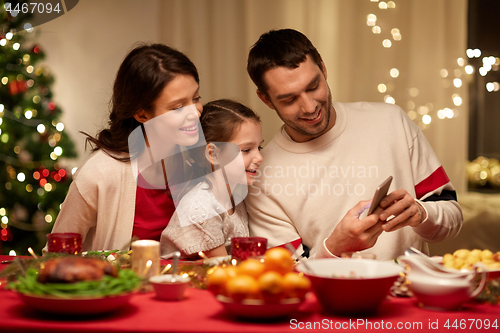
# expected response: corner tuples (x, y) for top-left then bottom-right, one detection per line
(366, 0), (498, 130)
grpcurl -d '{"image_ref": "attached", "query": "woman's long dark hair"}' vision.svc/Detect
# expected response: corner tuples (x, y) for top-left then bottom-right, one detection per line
(83, 43), (199, 162)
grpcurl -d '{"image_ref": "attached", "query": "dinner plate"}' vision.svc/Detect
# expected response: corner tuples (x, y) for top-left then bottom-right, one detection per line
(216, 295), (304, 319)
(16, 292), (134, 315)
(203, 255), (232, 266)
(431, 256), (500, 279)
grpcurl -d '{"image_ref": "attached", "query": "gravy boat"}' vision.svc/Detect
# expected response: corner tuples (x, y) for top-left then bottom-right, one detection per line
(397, 255), (488, 311)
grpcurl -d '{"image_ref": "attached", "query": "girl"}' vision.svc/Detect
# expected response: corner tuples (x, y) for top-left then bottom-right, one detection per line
(161, 99), (264, 258)
(47, 44), (203, 251)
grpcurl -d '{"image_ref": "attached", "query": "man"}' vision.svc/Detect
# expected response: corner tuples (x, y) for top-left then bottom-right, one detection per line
(245, 29), (462, 260)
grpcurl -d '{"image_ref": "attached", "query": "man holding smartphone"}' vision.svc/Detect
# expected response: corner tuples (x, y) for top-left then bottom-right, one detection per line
(245, 29), (463, 261)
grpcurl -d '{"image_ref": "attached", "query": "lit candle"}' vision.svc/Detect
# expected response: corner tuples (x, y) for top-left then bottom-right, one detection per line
(131, 240), (160, 279)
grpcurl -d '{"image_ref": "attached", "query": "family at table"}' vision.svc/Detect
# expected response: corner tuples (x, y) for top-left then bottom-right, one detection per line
(46, 28), (463, 262)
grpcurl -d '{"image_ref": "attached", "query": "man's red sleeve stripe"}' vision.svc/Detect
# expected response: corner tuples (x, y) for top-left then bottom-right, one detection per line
(414, 166), (450, 199)
(275, 238), (302, 250)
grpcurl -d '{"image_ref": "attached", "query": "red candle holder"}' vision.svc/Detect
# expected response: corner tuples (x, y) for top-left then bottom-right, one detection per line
(230, 237), (267, 262)
(47, 233), (82, 254)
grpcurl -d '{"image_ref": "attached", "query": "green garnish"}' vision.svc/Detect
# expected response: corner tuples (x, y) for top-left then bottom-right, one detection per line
(8, 267), (141, 298)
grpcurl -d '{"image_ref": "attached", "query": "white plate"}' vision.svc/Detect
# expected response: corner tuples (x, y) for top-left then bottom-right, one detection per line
(203, 256), (232, 266)
(16, 292), (134, 315)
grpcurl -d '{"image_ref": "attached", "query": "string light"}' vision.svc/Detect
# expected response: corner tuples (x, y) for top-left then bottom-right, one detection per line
(24, 23), (33, 32)
(384, 95), (395, 104)
(390, 68), (399, 78)
(366, 0), (470, 129)
(486, 82), (495, 92)
(54, 146), (63, 156)
(17, 172), (25, 182)
(391, 28), (402, 41)
(452, 94), (462, 106)
(367, 14), (377, 26)
(422, 115), (432, 125)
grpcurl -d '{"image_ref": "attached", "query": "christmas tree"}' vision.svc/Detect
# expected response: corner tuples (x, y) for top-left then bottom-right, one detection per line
(0, 2), (77, 255)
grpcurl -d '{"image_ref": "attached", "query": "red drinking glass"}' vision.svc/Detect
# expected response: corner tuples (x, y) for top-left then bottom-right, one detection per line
(47, 233), (82, 254)
(231, 237), (267, 262)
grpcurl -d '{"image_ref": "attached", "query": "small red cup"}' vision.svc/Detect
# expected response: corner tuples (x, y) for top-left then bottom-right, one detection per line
(47, 233), (82, 254)
(231, 237), (267, 262)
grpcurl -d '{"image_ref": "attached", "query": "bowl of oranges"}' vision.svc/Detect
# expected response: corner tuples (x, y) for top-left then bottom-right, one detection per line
(207, 247), (311, 319)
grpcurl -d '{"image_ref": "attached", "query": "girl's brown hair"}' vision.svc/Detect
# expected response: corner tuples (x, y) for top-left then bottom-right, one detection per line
(200, 99), (260, 143)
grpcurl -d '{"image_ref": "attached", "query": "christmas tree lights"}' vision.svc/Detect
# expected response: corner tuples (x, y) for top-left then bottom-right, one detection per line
(0, 2), (77, 255)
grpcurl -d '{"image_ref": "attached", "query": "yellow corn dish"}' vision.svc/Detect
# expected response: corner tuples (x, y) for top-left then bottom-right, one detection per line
(442, 249), (500, 270)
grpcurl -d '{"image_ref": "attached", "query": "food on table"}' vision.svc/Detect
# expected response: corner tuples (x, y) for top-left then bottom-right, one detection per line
(8, 257), (141, 298)
(258, 271), (285, 302)
(442, 249), (500, 270)
(37, 257), (118, 283)
(331, 271), (364, 279)
(282, 272), (311, 299)
(226, 275), (260, 302)
(207, 247), (311, 303)
(263, 247), (295, 275)
(237, 258), (265, 279)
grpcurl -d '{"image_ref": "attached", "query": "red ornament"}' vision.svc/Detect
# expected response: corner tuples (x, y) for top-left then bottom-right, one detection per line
(8, 80), (27, 95)
(42, 169), (50, 178)
(1, 228), (13, 242)
(48, 102), (56, 110)
(33, 46), (41, 53)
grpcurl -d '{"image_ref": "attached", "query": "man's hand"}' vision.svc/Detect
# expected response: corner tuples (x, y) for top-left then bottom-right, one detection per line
(378, 189), (426, 232)
(324, 200), (385, 256)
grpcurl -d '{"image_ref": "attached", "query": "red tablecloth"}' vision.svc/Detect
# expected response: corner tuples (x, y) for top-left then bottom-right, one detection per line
(1, 256), (499, 333)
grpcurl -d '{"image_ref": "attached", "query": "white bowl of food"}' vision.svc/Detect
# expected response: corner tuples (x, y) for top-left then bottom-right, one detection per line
(149, 274), (190, 301)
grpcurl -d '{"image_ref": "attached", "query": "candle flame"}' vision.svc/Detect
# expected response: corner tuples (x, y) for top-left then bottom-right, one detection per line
(142, 260), (153, 276)
(198, 251), (209, 260)
(160, 263), (171, 275)
(27, 247), (38, 259)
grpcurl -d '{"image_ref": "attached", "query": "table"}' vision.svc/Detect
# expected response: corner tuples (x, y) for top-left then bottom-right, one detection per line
(1, 255), (499, 333)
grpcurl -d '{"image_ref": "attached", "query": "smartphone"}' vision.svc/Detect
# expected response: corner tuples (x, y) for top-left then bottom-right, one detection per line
(367, 176), (393, 215)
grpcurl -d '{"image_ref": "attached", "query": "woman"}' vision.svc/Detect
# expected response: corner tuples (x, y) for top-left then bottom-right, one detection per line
(48, 44), (203, 251)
